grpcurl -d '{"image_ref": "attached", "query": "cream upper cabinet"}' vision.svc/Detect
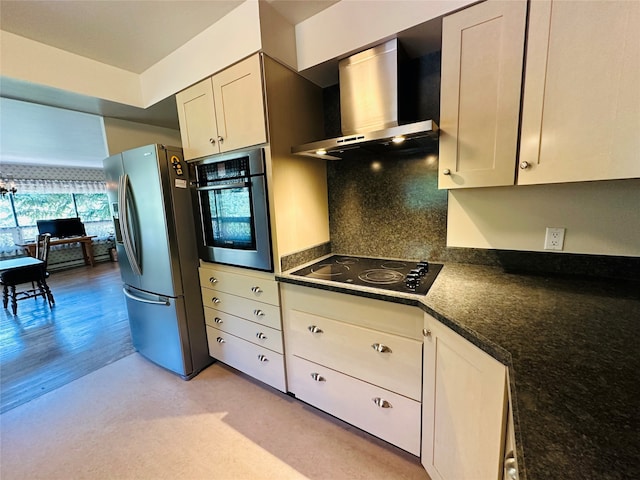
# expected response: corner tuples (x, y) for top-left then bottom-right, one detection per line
(421, 313), (507, 480)
(176, 78), (219, 160)
(438, 0), (527, 189)
(176, 55), (267, 160)
(518, 0), (640, 184)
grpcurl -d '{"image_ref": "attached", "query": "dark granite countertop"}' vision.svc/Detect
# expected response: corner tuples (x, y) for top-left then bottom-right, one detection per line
(277, 262), (640, 480)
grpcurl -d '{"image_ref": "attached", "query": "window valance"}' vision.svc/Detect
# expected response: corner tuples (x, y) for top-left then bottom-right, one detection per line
(4, 178), (107, 194)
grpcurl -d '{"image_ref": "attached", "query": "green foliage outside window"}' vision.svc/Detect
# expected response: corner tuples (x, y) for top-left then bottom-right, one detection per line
(0, 192), (113, 249)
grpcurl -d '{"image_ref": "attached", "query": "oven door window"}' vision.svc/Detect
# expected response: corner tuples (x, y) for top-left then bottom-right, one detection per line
(201, 186), (256, 250)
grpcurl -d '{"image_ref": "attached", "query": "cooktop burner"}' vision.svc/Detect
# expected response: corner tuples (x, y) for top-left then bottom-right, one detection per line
(292, 255), (443, 296)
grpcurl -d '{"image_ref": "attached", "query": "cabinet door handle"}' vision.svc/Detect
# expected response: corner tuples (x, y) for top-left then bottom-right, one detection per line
(212, 297), (221, 304)
(251, 286), (263, 294)
(209, 138), (216, 145)
(310, 373), (325, 382)
(519, 161), (530, 170)
(422, 328), (432, 338)
(216, 337), (225, 343)
(442, 168), (451, 175)
(254, 309), (264, 317)
(209, 276), (218, 284)
(257, 354), (268, 362)
(218, 136), (224, 144)
(214, 317), (223, 324)
(372, 397), (392, 408)
(308, 325), (323, 334)
(256, 332), (267, 340)
(371, 343), (392, 353)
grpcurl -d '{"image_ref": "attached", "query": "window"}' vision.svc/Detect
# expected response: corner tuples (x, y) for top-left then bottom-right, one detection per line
(0, 192), (112, 250)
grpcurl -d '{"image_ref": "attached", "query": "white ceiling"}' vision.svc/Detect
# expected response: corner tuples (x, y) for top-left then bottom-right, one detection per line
(0, 0), (340, 131)
(0, 0), (340, 74)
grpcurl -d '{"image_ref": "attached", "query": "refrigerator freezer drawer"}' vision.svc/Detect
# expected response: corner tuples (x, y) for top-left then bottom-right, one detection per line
(124, 287), (192, 377)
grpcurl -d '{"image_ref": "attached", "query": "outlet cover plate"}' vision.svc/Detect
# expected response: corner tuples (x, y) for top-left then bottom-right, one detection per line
(544, 227), (565, 250)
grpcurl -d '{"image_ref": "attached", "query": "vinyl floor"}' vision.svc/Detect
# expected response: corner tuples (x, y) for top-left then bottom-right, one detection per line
(0, 261), (133, 413)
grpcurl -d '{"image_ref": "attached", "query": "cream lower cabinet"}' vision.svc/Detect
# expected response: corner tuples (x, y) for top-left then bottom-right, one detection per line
(281, 283), (423, 456)
(199, 262), (285, 392)
(176, 54), (267, 160)
(422, 313), (507, 480)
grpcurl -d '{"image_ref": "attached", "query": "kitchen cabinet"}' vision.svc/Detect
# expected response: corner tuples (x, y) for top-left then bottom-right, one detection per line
(518, 0), (640, 184)
(421, 313), (507, 480)
(438, 0), (527, 189)
(199, 262), (286, 392)
(440, 0), (640, 189)
(178, 54), (329, 270)
(176, 54), (267, 160)
(281, 283), (423, 455)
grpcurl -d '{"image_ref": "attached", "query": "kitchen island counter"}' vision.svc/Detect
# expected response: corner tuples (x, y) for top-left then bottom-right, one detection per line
(277, 262), (640, 480)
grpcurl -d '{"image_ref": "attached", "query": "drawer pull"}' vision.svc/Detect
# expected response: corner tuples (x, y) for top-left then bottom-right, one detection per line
(214, 317), (223, 324)
(256, 332), (267, 340)
(308, 325), (323, 334)
(251, 286), (263, 294)
(253, 309), (265, 317)
(216, 337), (225, 344)
(372, 343), (392, 353)
(373, 397), (392, 408)
(257, 354), (269, 362)
(212, 297), (221, 304)
(310, 372), (325, 382)
(209, 277), (218, 284)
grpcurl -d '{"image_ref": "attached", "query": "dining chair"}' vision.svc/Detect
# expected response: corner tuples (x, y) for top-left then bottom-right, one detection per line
(1, 234), (55, 315)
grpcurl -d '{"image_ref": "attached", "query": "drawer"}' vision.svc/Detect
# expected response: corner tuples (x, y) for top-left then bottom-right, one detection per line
(286, 309), (422, 400)
(287, 355), (421, 456)
(201, 290), (281, 330)
(199, 267), (279, 305)
(206, 326), (286, 392)
(204, 306), (283, 354)
(281, 283), (422, 339)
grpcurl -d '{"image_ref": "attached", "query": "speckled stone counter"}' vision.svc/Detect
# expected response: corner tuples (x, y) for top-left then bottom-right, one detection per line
(277, 262), (640, 480)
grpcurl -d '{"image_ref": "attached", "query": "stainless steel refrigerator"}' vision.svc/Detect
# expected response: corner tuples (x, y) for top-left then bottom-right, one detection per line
(103, 144), (212, 379)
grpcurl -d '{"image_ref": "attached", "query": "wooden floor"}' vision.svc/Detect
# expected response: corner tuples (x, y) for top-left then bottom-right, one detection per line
(0, 261), (133, 413)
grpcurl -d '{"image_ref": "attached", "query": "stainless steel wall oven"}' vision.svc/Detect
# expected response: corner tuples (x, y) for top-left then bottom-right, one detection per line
(191, 148), (272, 272)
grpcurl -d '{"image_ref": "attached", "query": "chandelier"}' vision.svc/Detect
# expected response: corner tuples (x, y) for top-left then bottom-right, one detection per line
(0, 176), (18, 197)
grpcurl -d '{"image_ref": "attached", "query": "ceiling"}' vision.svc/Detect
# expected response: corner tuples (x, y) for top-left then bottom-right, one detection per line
(0, 0), (340, 130)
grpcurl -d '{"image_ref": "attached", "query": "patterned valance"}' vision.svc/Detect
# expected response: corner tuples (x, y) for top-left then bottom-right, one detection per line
(5, 178), (106, 194)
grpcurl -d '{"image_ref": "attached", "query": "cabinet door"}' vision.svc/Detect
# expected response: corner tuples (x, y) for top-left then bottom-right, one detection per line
(422, 314), (507, 480)
(212, 54), (267, 153)
(175, 78), (219, 160)
(439, 0), (527, 189)
(519, 0), (640, 184)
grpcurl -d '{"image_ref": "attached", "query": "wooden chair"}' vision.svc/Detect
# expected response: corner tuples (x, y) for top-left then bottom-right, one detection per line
(1, 234), (55, 315)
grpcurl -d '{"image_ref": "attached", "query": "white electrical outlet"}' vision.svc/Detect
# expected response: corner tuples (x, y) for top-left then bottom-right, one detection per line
(544, 227), (565, 250)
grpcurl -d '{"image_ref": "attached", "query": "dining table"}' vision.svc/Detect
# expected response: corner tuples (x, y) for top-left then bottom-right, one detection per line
(0, 257), (44, 272)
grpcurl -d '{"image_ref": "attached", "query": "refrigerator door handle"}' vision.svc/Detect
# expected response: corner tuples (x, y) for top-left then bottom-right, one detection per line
(119, 174), (142, 276)
(123, 287), (170, 306)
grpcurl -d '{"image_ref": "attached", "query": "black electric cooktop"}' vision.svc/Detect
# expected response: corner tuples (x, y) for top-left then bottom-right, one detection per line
(291, 255), (443, 296)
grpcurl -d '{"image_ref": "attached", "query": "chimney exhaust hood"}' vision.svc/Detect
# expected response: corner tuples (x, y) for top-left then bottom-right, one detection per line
(292, 39), (439, 160)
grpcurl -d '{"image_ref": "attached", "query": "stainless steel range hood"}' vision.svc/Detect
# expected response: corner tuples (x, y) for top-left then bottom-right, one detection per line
(292, 39), (439, 160)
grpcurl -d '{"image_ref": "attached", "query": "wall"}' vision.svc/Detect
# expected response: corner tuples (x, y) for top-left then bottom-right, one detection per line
(103, 118), (182, 156)
(0, 98), (108, 168)
(447, 181), (640, 257)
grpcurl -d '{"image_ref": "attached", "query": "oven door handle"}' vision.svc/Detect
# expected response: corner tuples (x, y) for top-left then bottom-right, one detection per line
(195, 181), (249, 191)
